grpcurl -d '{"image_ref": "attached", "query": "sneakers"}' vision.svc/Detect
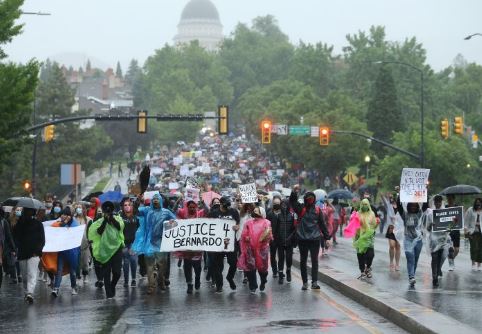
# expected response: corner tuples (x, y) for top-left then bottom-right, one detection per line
(409, 277), (416, 286)
(301, 283), (309, 291)
(95, 280), (104, 289)
(187, 284), (193, 294)
(17, 276), (23, 283)
(311, 282), (321, 290)
(478, 266), (482, 272)
(165, 279), (171, 287)
(357, 273), (367, 280)
(215, 287), (223, 294)
(365, 267), (372, 278)
(194, 278), (201, 290)
(250, 289), (257, 294)
(242, 277), (248, 285)
(432, 279), (439, 288)
(448, 259), (455, 271)
(123, 281), (129, 287)
(177, 259), (183, 268)
(273, 272), (278, 278)
(24, 293), (34, 304)
(51, 288), (59, 297)
(131, 280), (137, 288)
(472, 264), (477, 271)
(227, 278), (236, 290)
(71, 287), (78, 295)
(286, 270), (292, 283)
(83, 276), (89, 284)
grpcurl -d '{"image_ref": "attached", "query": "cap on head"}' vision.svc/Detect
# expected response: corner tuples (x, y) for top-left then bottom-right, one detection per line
(101, 201), (115, 213)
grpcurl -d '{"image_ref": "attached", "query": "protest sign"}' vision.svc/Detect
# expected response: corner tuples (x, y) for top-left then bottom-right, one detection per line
(42, 224), (86, 252)
(399, 168), (430, 202)
(432, 207), (464, 232)
(185, 187), (200, 202)
(144, 191), (160, 201)
(275, 184), (283, 190)
(186, 177), (200, 189)
(169, 182), (180, 190)
(239, 183), (258, 203)
(161, 218), (236, 252)
(180, 165), (190, 176)
(173, 157), (182, 166)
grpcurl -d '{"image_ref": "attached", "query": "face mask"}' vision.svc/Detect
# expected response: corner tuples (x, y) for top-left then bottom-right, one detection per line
(53, 207), (61, 214)
(45, 203), (53, 209)
(211, 204), (220, 210)
(15, 210), (22, 217)
(361, 205), (370, 212)
(124, 206), (132, 213)
(475, 204), (481, 210)
(273, 204), (281, 210)
(75, 208), (83, 215)
(304, 197), (315, 206)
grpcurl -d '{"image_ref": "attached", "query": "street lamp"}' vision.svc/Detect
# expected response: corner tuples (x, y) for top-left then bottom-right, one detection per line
(372, 61), (425, 167)
(364, 155), (371, 179)
(464, 33), (482, 40)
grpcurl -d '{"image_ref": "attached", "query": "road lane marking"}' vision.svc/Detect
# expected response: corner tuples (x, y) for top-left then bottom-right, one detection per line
(291, 271), (383, 334)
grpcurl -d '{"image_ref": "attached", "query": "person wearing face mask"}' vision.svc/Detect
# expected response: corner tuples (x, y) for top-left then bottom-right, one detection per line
(207, 196), (240, 293)
(238, 206), (272, 294)
(87, 206), (106, 289)
(50, 207), (81, 297)
(289, 187), (331, 290)
(238, 203), (255, 285)
(13, 207), (45, 304)
(74, 204), (92, 284)
(465, 198), (482, 271)
(396, 197), (424, 287)
(49, 201), (63, 221)
(120, 198), (139, 288)
(132, 193), (175, 294)
(267, 196), (296, 284)
(88, 201), (125, 299)
(175, 200), (206, 294)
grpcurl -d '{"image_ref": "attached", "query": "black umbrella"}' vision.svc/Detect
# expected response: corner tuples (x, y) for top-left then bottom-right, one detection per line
(327, 189), (354, 200)
(81, 192), (103, 202)
(2, 197), (45, 210)
(440, 184), (482, 196)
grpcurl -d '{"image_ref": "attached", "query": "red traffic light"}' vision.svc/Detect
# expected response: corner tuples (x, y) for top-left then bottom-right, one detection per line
(262, 121), (271, 129)
(261, 120), (272, 144)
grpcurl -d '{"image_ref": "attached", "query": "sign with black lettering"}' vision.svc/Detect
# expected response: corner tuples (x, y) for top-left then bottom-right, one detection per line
(432, 206), (464, 232)
(239, 183), (258, 203)
(160, 218), (236, 252)
(400, 168), (430, 202)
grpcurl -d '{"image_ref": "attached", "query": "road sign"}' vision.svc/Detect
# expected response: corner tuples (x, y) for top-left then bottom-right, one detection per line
(310, 127), (319, 137)
(272, 124), (288, 135)
(289, 125), (310, 136)
(343, 172), (358, 186)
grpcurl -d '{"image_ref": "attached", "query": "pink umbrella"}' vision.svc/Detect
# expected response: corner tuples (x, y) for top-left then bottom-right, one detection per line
(202, 191), (221, 206)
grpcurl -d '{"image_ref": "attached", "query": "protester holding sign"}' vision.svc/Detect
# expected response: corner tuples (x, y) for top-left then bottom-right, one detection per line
(14, 207), (45, 304)
(446, 195), (460, 271)
(88, 201), (125, 299)
(238, 206), (272, 294)
(464, 198), (482, 271)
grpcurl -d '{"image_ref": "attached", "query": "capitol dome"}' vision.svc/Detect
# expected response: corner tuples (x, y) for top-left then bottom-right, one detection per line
(174, 0), (223, 51)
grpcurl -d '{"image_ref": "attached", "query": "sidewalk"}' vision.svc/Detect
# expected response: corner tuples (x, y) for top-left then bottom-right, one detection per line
(291, 236), (480, 334)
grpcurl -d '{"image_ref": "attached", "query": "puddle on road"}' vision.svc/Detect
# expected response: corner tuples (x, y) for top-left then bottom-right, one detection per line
(268, 319), (338, 329)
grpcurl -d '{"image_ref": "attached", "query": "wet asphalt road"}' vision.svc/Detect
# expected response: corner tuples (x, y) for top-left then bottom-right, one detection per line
(320, 234), (482, 331)
(0, 259), (406, 334)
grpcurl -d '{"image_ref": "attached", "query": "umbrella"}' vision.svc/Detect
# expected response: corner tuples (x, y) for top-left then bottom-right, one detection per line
(440, 184), (482, 196)
(98, 191), (124, 203)
(82, 192), (103, 202)
(2, 197), (45, 210)
(314, 189), (327, 201)
(257, 189), (268, 196)
(327, 189), (354, 200)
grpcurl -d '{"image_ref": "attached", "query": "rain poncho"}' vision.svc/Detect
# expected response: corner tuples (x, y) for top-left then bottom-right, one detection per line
(237, 217), (272, 272)
(423, 207), (451, 254)
(131, 193), (176, 257)
(88, 215), (125, 264)
(399, 203), (424, 253)
(382, 196), (404, 243)
(347, 199), (377, 254)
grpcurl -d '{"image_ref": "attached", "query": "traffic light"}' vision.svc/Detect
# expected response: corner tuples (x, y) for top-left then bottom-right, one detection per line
(440, 118), (449, 139)
(137, 110), (147, 133)
(44, 125), (55, 143)
(23, 180), (31, 193)
(319, 127), (330, 146)
(218, 105), (229, 135)
(454, 116), (463, 135)
(261, 120), (272, 144)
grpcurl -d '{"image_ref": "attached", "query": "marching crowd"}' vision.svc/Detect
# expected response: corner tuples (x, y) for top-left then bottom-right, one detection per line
(1, 132), (481, 305)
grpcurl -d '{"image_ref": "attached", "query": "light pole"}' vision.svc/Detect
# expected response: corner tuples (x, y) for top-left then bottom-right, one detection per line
(464, 33), (482, 40)
(373, 61), (424, 167)
(364, 155), (371, 179)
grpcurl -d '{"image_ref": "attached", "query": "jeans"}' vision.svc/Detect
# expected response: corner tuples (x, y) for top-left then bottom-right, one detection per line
(298, 239), (321, 283)
(80, 248), (91, 277)
(277, 245), (293, 272)
(55, 252), (77, 289)
(19, 257), (40, 294)
(270, 242), (278, 274)
(122, 246), (138, 282)
(183, 259), (202, 284)
(404, 239), (423, 279)
(357, 248), (374, 273)
(431, 249), (444, 280)
(246, 270), (268, 291)
(209, 251), (237, 289)
(102, 247), (122, 298)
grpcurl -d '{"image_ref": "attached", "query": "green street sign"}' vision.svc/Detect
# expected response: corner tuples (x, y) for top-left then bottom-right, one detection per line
(289, 125), (311, 136)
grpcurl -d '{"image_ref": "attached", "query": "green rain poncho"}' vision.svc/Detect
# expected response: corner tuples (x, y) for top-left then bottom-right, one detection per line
(88, 215), (125, 264)
(353, 199), (378, 254)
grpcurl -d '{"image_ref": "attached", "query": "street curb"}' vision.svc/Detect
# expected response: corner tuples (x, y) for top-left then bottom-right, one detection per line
(292, 257), (478, 334)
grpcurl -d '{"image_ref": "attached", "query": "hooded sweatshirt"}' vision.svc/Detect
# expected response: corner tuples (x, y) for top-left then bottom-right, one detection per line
(87, 198), (101, 220)
(132, 193), (176, 257)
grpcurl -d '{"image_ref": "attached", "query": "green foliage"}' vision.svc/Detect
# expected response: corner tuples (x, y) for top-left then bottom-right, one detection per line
(0, 0), (23, 59)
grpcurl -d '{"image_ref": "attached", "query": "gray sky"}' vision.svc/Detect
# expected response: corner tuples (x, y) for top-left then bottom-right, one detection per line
(5, 0), (482, 71)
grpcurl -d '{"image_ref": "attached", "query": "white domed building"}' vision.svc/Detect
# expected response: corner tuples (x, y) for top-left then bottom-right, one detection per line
(174, 0), (224, 51)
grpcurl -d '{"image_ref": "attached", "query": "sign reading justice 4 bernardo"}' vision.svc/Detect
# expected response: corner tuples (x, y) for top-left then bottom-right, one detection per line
(160, 218), (236, 252)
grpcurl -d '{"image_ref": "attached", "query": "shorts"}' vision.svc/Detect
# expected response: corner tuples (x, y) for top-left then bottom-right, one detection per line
(449, 230), (460, 248)
(385, 225), (396, 241)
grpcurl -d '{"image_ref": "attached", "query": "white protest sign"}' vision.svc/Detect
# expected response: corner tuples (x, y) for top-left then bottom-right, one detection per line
(399, 168), (430, 202)
(42, 225), (86, 252)
(173, 157), (182, 166)
(185, 187), (200, 202)
(144, 191), (160, 201)
(239, 183), (258, 203)
(281, 188), (292, 197)
(277, 169), (284, 176)
(275, 184), (283, 190)
(161, 218), (236, 252)
(180, 165), (190, 176)
(194, 151), (202, 158)
(169, 182), (180, 190)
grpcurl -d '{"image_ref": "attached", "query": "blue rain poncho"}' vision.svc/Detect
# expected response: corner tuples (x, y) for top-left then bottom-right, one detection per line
(131, 194), (176, 257)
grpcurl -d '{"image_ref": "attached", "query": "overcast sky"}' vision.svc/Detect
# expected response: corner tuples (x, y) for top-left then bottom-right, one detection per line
(5, 0), (482, 71)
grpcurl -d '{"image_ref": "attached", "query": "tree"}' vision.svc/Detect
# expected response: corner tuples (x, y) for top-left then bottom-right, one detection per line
(0, 0), (24, 59)
(86, 59), (91, 73)
(115, 61), (123, 78)
(367, 65), (403, 142)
